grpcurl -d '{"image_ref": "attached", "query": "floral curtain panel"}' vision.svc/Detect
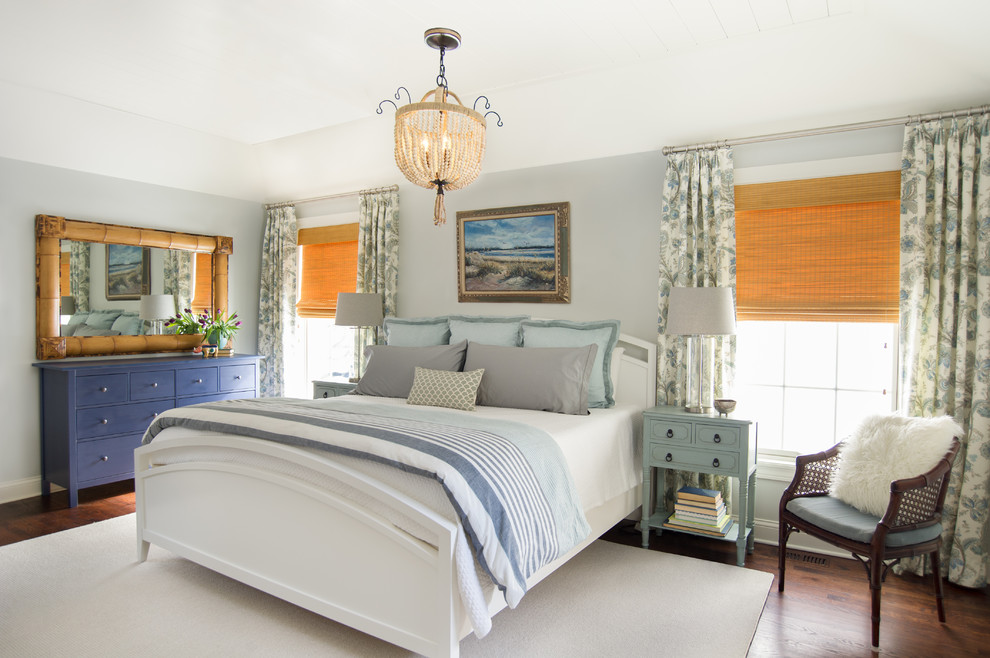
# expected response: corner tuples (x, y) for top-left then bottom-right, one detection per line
(68, 241), (90, 313)
(163, 250), (193, 317)
(258, 205), (301, 397)
(658, 146), (737, 507)
(353, 189), (399, 377)
(898, 112), (990, 588)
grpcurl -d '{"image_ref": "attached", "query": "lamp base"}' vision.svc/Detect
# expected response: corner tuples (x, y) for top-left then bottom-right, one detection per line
(683, 405), (712, 414)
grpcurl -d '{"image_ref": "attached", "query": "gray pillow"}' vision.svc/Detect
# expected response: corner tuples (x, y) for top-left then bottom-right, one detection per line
(110, 312), (145, 335)
(383, 316), (450, 346)
(463, 342), (598, 415)
(354, 340), (468, 398)
(447, 315), (529, 346)
(521, 319), (620, 408)
(84, 309), (124, 330)
(72, 326), (122, 337)
(66, 312), (90, 327)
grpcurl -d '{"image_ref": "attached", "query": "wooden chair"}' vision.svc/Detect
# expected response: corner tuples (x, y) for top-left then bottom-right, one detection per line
(778, 437), (960, 651)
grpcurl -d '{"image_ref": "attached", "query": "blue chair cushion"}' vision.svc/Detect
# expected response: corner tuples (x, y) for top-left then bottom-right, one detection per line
(786, 496), (942, 547)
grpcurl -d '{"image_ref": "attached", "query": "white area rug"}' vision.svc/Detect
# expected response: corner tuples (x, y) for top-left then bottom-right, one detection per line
(0, 515), (772, 657)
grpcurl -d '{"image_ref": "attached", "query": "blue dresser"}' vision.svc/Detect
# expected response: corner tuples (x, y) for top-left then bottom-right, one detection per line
(34, 353), (261, 507)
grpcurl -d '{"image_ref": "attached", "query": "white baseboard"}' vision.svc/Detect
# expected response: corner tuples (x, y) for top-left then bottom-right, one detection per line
(0, 477), (46, 504)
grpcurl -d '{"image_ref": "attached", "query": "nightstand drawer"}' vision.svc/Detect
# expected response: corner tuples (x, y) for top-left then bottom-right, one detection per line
(650, 444), (739, 473)
(76, 374), (128, 406)
(77, 433), (144, 482)
(696, 424), (739, 449)
(646, 419), (692, 444)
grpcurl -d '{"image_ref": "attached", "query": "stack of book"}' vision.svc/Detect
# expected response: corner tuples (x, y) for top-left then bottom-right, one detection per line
(663, 486), (734, 537)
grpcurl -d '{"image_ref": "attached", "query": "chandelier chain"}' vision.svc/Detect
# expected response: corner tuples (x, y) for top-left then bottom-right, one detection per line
(436, 46), (448, 90)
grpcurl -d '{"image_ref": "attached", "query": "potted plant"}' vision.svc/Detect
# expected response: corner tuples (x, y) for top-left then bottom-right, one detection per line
(166, 308), (241, 349)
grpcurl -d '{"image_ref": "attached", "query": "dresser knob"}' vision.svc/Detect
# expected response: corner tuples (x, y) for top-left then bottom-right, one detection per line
(152, 382), (158, 388)
(100, 456), (109, 462)
(99, 386), (108, 393)
(234, 375), (242, 380)
(665, 453), (672, 462)
(666, 429), (673, 438)
(713, 458), (720, 468)
(713, 433), (721, 443)
(100, 418), (108, 425)
(194, 378), (203, 383)
(152, 412), (159, 417)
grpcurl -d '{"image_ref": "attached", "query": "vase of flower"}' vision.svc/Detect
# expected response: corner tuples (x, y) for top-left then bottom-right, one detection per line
(166, 307), (241, 354)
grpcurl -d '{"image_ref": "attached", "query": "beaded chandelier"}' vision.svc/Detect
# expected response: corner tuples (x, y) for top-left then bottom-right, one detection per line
(379, 28), (501, 225)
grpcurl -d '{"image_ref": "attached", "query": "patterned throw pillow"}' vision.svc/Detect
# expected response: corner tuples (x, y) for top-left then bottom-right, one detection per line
(407, 367), (485, 411)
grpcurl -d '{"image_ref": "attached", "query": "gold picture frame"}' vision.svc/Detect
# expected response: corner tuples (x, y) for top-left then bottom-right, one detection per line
(456, 201), (570, 303)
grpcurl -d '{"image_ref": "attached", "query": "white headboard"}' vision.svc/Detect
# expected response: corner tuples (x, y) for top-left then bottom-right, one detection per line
(614, 333), (657, 410)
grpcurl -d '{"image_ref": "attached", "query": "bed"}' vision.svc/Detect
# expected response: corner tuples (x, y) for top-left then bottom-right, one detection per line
(134, 326), (656, 658)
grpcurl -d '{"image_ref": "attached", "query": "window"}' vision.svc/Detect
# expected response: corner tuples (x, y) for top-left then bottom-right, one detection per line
(733, 172), (900, 455)
(296, 222), (360, 391)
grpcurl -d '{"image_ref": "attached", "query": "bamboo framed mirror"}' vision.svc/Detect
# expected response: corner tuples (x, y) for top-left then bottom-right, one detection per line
(35, 214), (232, 360)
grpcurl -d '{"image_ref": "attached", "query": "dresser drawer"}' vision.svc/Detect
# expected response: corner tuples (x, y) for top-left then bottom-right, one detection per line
(696, 424), (740, 449)
(76, 400), (174, 439)
(650, 444), (739, 473)
(220, 364), (255, 392)
(130, 370), (175, 400)
(176, 367), (219, 396)
(647, 419), (692, 444)
(77, 433), (143, 482)
(76, 374), (128, 407)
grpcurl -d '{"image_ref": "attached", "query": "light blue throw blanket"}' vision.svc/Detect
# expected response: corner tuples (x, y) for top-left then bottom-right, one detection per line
(142, 397), (590, 607)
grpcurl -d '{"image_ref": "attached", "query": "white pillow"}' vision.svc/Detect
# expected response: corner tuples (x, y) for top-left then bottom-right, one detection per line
(830, 414), (961, 517)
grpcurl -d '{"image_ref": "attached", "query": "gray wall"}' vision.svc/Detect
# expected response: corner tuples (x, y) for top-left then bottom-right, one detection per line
(0, 156), (263, 500)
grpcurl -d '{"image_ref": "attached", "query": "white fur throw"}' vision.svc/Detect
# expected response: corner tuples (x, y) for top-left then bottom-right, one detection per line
(829, 414), (961, 517)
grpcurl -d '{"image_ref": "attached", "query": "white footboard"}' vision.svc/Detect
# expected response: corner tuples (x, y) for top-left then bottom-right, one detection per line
(135, 437), (464, 658)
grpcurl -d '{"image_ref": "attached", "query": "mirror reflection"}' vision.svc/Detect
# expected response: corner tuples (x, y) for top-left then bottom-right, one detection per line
(58, 240), (213, 338)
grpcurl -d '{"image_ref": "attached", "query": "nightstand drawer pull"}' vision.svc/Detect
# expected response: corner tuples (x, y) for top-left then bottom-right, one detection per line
(713, 433), (721, 443)
(713, 458), (720, 468)
(323, 391), (329, 398)
(666, 428), (674, 438)
(665, 453), (673, 462)
(234, 375), (242, 380)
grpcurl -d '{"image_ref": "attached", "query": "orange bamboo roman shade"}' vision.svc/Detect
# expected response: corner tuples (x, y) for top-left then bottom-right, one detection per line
(734, 171), (900, 323)
(295, 223), (359, 319)
(189, 252), (213, 314)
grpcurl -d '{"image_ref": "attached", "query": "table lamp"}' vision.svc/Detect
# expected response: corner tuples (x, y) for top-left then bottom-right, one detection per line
(335, 292), (384, 381)
(664, 286), (736, 413)
(140, 294), (176, 335)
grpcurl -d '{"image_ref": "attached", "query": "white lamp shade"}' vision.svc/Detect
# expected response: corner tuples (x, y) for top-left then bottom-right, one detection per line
(335, 293), (384, 327)
(665, 287), (736, 336)
(139, 294), (176, 321)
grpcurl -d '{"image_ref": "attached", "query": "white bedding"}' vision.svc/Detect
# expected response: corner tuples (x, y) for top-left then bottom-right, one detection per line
(143, 396), (642, 637)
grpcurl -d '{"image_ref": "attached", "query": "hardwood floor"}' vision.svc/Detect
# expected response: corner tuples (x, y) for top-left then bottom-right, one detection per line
(2, 483), (988, 657)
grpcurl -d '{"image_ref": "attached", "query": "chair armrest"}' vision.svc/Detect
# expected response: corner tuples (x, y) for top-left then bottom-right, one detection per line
(881, 437), (961, 531)
(781, 443), (842, 503)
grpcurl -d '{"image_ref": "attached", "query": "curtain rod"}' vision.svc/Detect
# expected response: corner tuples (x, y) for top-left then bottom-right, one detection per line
(661, 104), (990, 155)
(265, 184), (399, 210)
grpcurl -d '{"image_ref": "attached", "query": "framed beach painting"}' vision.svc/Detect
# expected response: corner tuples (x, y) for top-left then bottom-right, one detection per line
(105, 244), (151, 300)
(456, 201), (570, 303)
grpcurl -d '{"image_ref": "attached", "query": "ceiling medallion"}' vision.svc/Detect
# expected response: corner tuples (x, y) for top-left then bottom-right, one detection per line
(378, 28), (502, 225)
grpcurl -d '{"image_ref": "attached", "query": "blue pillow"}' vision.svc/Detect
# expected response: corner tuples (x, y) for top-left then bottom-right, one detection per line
(84, 309), (124, 330)
(520, 319), (621, 408)
(383, 316), (450, 346)
(111, 312), (145, 335)
(448, 315), (529, 347)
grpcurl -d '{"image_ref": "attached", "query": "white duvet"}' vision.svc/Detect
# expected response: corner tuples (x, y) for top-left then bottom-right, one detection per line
(145, 396), (641, 637)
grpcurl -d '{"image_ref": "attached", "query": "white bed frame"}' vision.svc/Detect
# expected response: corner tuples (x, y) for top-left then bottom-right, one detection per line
(134, 334), (656, 658)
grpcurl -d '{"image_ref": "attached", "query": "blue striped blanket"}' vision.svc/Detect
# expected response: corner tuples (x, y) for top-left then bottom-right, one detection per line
(141, 397), (590, 607)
